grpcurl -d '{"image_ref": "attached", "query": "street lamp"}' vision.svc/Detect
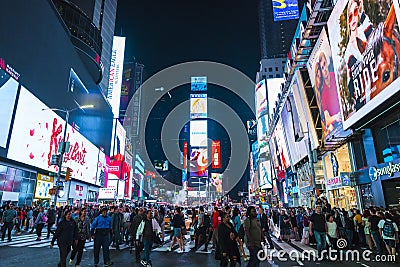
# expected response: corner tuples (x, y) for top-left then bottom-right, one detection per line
(42, 104), (94, 206)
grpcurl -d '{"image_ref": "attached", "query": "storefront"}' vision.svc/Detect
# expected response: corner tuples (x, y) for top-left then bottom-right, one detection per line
(323, 145), (357, 209)
(0, 163), (37, 206)
(67, 180), (88, 206)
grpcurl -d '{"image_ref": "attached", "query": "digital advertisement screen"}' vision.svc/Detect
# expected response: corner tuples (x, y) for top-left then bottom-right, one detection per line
(259, 160), (272, 189)
(272, 0), (300, 21)
(107, 36), (126, 118)
(190, 93), (207, 119)
(96, 151), (108, 187)
(211, 140), (221, 169)
(211, 173), (223, 193)
(271, 119), (291, 181)
(266, 78), (285, 118)
(307, 28), (352, 142)
(255, 79), (268, 119)
(257, 114), (269, 156)
(0, 69), (18, 148)
(190, 120), (207, 147)
(34, 174), (54, 199)
(328, 0), (400, 129)
(111, 119), (126, 156)
(189, 147), (208, 177)
(7, 87), (99, 185)
(191, 76), (207, 91)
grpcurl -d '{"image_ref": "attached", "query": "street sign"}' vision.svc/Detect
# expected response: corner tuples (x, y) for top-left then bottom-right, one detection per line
(56, 181), (64, 187)
(58, 141), (70, 153)
(51, 154), (60, 165)
(58, 186), (64, 191)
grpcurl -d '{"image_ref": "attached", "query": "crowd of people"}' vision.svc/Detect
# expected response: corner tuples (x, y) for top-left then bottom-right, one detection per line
(1, 199), (399, 267)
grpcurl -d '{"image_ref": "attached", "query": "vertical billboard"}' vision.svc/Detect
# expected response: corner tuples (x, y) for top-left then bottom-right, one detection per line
(272, 0), (300, 21)
(107, 36), (126, 118)
(259, 160), (273, 189)
(190, 120), (207, 147)
(34, 174), (54, 199)
(270, 119), (291, 182)
(211, 140), (221, 169)
(191, 76), (207, 91)
(211, 173), (223, 193)
(307, 28), (351, 142)
(0, 69), (18, 148)
(266, 78), (285, 117)
(189, 147), (208, 176)
(328, 0), (400, 129)
(190, 93), (207, 119)
(255, 79), (268, 118)
(111, 119), (126, 156)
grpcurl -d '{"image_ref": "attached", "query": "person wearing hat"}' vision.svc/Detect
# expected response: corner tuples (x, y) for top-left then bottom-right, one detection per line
(91, 208), (113, 267)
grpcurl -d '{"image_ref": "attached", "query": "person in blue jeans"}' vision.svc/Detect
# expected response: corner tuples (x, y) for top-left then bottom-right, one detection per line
(136, 210), (162, 267)
(91, 208), (113, 267)
(309, 206), (327, 259)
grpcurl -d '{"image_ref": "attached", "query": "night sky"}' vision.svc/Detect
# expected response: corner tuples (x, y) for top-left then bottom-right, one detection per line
(115, 0), (260, 199)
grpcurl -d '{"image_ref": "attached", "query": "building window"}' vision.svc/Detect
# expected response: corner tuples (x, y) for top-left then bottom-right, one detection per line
(276, 74), (281, 78)
(275, 67), (279, 71)
(269, 74), (274, 78)
(268, 67), (273, 72)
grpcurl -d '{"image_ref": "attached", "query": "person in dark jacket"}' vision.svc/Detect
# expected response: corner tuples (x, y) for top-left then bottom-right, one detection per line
(50, 210), (78, 267)
(130, 208), (144, 263)
(46, 205), (57, 239)
(69, 209), (91, 267)
(218, 212), (240, 267)
(91, 208), (113, 267)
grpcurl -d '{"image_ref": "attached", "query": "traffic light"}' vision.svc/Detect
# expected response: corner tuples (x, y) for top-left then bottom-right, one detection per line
(65, 167), (72, 181)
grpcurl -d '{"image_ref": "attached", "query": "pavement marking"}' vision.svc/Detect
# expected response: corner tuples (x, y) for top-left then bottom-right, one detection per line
(357, 263), (370, 267)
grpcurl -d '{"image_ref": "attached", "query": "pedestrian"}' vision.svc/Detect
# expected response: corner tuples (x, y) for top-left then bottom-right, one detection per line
(326, 214), (338, 250)
(344, 211), (355, 248)
(123, 207), (131, 245)
(91, 208), (113, 267)
(309, 205), (327, 259)
(69, 209), (91, 267)
(368, 208), (383, 254)
(130, 208), (144, 263)
(211, 206), (222, 250)
(378, 212), (399, 256)
(278, 209), (291, 242)
(218, 212), (240, 267)
(26, 207), (33, 231)
(111, 206), (123, 250)
(195, 206), (207, 251)
(244, 206), (263, 267)
(1, 203), (17, 242)
(35, 207), (46, 241)
(168, 207), (185, 253)
(50, 210), (78, 267)
(46, 205), (56, 239)
(136, 209), (162, 267)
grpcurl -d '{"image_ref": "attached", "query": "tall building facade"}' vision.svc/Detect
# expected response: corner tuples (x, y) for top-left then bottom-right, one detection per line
(69, 0), (118, 93)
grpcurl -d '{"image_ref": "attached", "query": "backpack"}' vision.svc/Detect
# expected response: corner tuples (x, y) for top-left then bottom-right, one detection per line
(203, 214), (211, 228)
(382, 220), (395, 238)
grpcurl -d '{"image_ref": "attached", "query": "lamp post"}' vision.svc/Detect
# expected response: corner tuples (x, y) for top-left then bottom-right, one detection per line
(42, 104), (94, 206)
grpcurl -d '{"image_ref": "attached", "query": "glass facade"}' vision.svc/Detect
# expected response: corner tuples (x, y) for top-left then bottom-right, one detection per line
(0, 163), (36, 206)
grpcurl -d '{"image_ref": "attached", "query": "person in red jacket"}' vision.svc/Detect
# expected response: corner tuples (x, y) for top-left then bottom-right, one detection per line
(211, 206), (222, 250)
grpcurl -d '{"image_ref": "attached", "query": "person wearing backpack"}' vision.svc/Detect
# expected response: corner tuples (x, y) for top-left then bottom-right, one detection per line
(378, 212), (399, 256)
(35, 207), (46, 241)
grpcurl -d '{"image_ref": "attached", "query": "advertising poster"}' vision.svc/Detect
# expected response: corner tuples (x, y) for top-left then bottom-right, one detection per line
(328, 0), (400, 129)
(266, 78), (285, 117)
(190, 120), (207, 147)
(190, 94), (207, 119)
(120, 63), (136, 117)
(191, 76), (207, 91)
(308, 28), (352, 141)
(252, 141), (259, 171)
(189, 147), (208, 177)
(211, 140), (221, 169)
(34, 174), (53, 199)
(111, 119), (126, 156)
(0, 69), (18, 148)
(271, 119), (291, 182)
(7, 87), (99, 185)
(272, 0), (300, 21)
(255, 79), (268, 118)
(211, 173), (223, 193)
(259, 160), (273, 189)
(107, 36), (126, 118)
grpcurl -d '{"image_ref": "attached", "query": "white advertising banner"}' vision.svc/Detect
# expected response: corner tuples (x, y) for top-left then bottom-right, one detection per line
(190, 120), (207, 147)
(7, 87), (99, 185)
(0, 70), (18, 148)
(107, 36), (126, 118)
(110, 119), (126, 156)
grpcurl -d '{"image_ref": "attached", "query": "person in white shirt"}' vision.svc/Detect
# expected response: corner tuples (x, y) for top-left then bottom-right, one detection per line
(378, 212), (399, 256)
(326, 214), (338, 250)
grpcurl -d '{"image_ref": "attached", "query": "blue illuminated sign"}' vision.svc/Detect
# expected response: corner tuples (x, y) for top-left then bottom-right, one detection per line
(272, 0), (299, 21)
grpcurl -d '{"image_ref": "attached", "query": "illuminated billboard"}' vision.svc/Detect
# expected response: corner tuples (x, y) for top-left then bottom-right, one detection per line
(190, 93), (207, 119)
(7, 87), (99, 185)
(327, 0), (400, 129)
(191, 76), (207, 91)
(111, 119), (126, 156)
(272, 0), (300, 21)
(107, 36), (126, 118)
(211, 140), (221, 169)
(259, 160), (272, 189)
(266, 78), (285, 117)
(307, 28), (352, 142)
(189, 147), (208, 177)
(255, 79), (268, 118)
(0, 69), (18, 148)
(211, 173), (223, 193)
(270, 119), (291, 182)
(190, 120), (207, 147)
(34, 174), (54, 199)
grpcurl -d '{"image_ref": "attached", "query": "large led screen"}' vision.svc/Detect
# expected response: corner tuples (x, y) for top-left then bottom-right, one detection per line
(270, 119), (290, 182)
(110, 119), (126, 156)
(189, 147), (208, 177)
(0, 69), (18, 148)
(307, 28), (351, 142)
(259, 160), (272, 189)
(7, 87), (100, 185)
(211, 173), (222, 193)
(266, 78), (285, 117)
(272, 0), (300, 21)
(34, 174), (54, 199)
(190, 93), (207, 119)
(328, 0), (400, 129)
(255, 79), (268, 119)
(191, 76), (207, 91)
(190, 120), (207, 147)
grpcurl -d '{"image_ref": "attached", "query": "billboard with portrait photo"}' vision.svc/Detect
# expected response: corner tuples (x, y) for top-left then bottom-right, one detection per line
(307, 28), (352, 142)
(190, 93), (207, 119)
(328, 0), (400, 129)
